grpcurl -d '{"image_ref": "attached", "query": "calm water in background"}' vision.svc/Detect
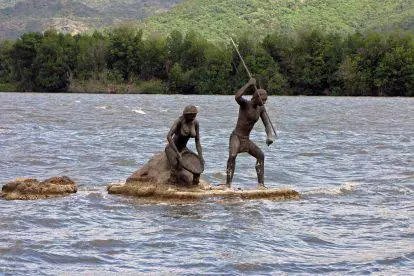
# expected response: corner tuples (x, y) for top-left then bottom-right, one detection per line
(0, 93), (413, 274)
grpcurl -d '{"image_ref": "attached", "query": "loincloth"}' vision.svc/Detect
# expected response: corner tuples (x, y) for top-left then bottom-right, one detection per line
(230, 131), (251, 153)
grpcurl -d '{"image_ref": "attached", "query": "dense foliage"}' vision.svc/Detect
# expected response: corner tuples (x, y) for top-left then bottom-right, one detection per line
(0, 27), (413, 96)
(139, 0), (414, 42)
(0, 0), (412, 40)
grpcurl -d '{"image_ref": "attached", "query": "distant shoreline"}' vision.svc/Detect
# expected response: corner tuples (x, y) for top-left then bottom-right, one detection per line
(2, 29), (413, 97)
(1, 90), (412, 97)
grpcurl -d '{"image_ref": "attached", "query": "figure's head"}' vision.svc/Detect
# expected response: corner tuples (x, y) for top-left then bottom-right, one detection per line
(252, 89), (268, 106)
(182, 105), (198, 121)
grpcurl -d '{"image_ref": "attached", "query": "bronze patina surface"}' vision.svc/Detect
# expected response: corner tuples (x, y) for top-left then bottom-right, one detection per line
(226, 78), (275, 189)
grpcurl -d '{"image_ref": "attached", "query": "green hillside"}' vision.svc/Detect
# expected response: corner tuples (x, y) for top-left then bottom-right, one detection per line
(139, 0), (414, 41)
(1, 0), (412, 40)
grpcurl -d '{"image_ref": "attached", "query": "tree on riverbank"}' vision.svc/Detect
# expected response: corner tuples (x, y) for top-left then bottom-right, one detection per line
(339, 32), (414, 96)
(2, 28), (414, 96)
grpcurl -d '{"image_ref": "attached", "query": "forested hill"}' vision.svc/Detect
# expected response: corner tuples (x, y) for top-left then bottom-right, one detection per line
(0, 0), (184, 39)
(0, 0), (413, 40)
(139, 0), (414, 41)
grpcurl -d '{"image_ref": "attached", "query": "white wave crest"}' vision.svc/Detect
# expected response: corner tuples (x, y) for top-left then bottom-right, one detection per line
(95, 104), (112, 110)
(303, 181), (359, 196)
(132, 108), (146, 114)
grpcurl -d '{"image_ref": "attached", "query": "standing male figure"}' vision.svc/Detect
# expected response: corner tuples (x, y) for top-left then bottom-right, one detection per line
(226, 78), (274, 189)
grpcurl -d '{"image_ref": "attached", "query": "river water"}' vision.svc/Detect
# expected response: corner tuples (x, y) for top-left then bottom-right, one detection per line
(0, 93), (413, 274)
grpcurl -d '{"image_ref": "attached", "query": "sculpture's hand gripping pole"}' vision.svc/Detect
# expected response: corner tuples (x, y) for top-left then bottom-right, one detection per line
(230, 37), (278, 138)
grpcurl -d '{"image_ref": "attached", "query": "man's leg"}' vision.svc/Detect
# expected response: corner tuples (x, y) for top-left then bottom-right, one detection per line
(226, 134), (240, 188)
(248, 141), (265, 188)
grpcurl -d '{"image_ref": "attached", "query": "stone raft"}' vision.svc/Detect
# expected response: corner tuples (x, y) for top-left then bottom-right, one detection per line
(1, 176), (77, 200)
(107, 152), (300, 201)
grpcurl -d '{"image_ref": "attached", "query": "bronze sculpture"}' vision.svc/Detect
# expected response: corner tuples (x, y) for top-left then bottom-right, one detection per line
(226, 78), (274, 188)
(165, 105), (204, 186)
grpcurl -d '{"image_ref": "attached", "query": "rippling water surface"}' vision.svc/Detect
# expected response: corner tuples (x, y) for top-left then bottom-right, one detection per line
(0, 93), (413, 274)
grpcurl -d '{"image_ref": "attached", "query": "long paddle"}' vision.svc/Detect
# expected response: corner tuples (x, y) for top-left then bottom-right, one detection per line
(230, 37), (278, 138)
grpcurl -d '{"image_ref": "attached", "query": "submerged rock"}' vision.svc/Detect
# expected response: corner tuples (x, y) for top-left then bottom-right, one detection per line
(1, 176), (77, 200)
(107, 152), (300, 201)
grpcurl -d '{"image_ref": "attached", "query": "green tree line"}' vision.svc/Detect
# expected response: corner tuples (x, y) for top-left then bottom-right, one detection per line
(0, 27), (413, 96)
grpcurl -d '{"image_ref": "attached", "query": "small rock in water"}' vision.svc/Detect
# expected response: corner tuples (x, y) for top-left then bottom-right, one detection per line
(1, 176), (77, 200)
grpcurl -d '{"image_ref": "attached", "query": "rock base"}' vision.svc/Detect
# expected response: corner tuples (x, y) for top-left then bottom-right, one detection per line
(107, 152), (300, 201)
(107, 151), (213, 198)
(1, 176), (77, 200)
(108, 183), (300, 201)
